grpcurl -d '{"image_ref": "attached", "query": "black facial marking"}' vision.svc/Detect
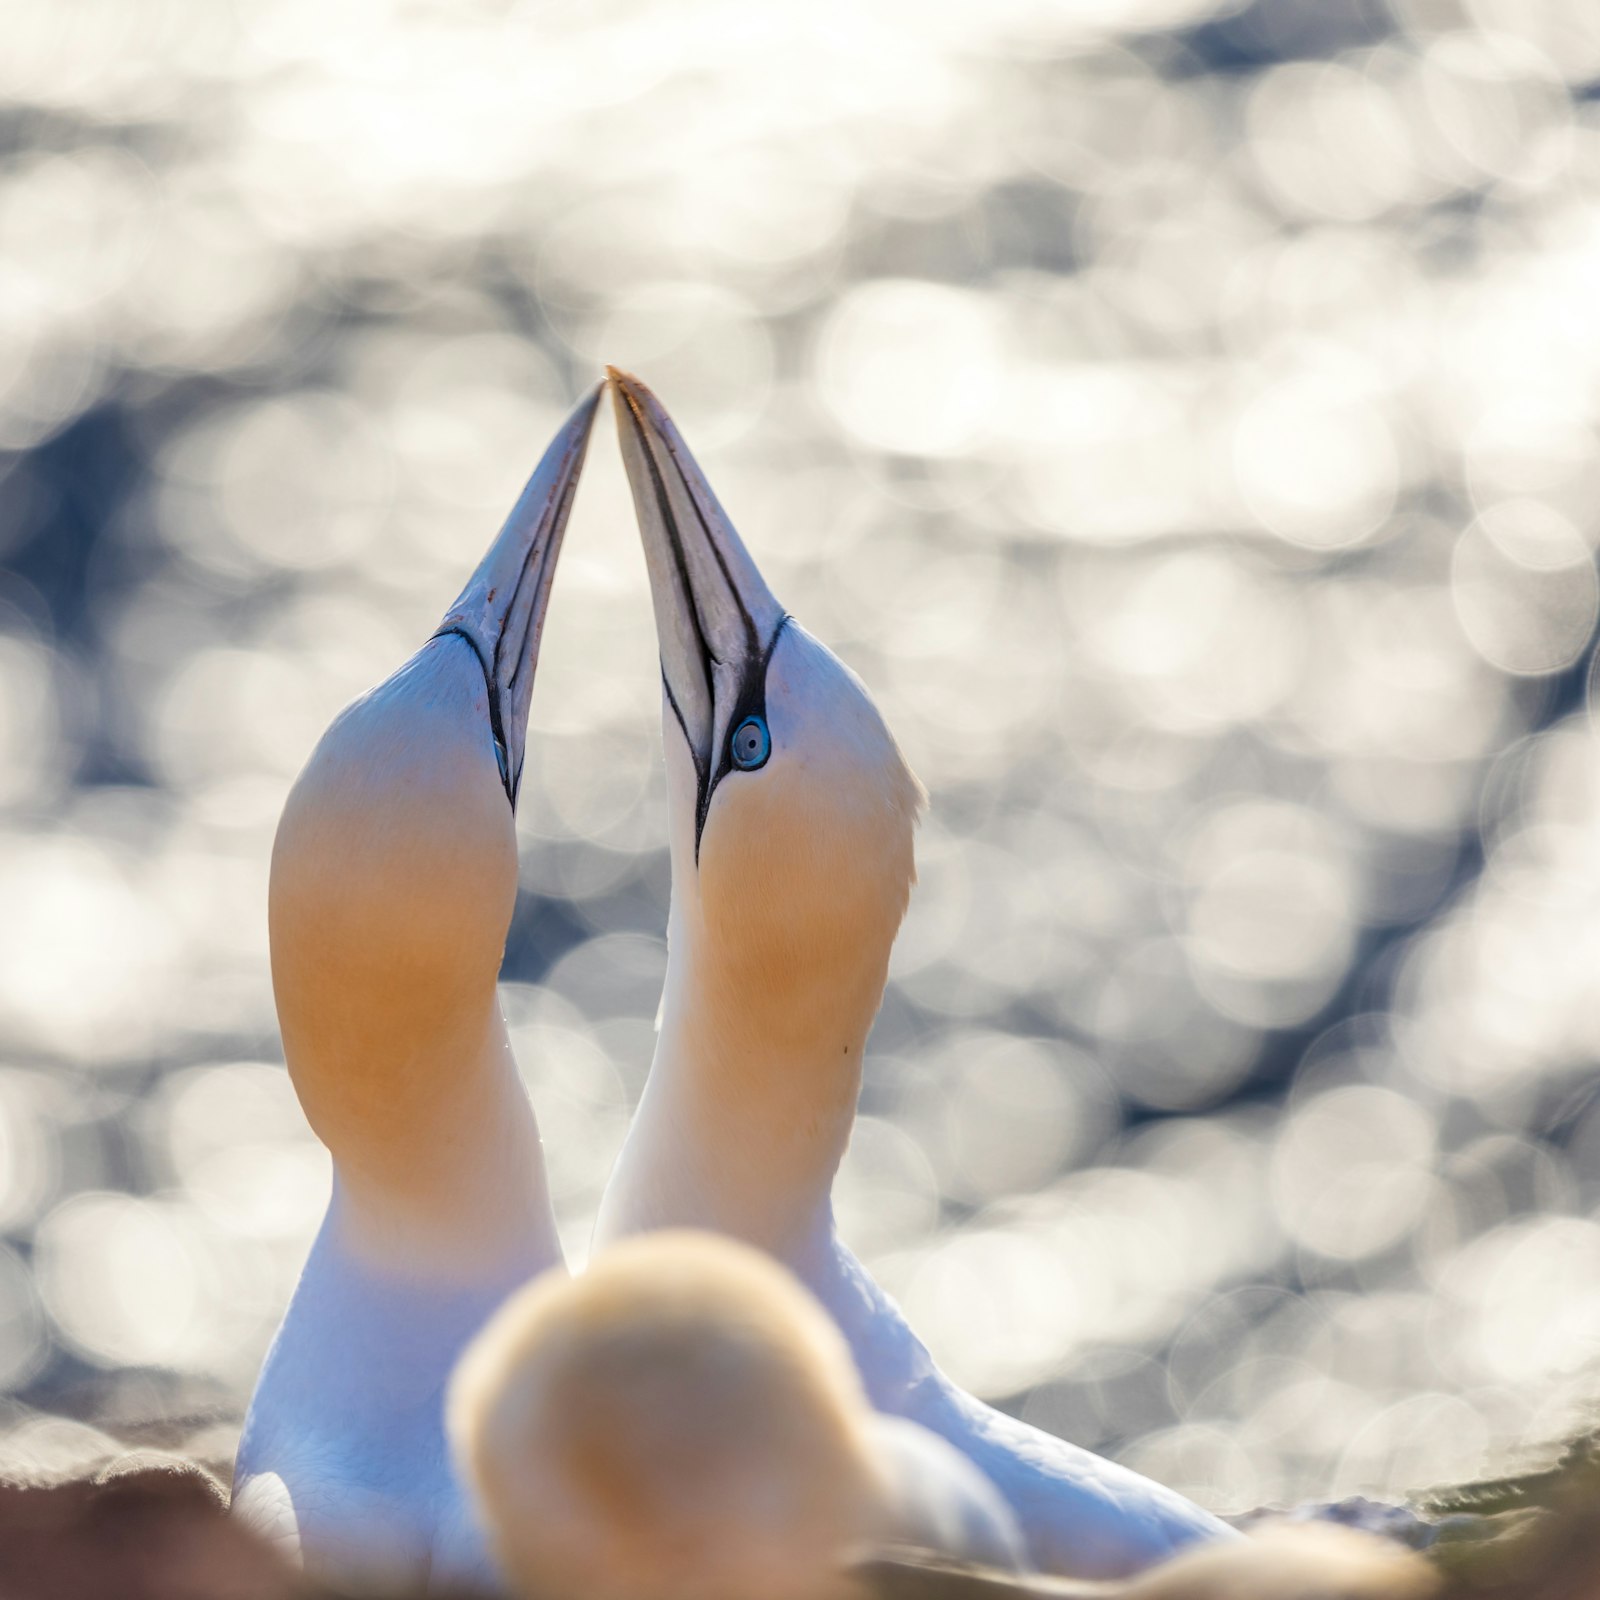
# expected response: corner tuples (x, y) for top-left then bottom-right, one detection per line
(619, 388), (790, 859)
(690, 613), (790, 859)
(498, 462), (579, 732)
(663, 669), (707, 800)
(431, 625), (519, 808)
(619, 394), (722, 673)
(659, 428), (761, 663)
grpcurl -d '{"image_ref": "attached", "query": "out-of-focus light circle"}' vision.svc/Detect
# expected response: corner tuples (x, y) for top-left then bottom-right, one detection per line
(0, 837), (178, 1062)
(1096, 937), (1260, 1110)
(1439, 1216), (1600, 1387)
(1476, 498), (1593, 571)
(389, 333), (567, 515)
(1462, 410), (1600, 525)
(1452, 513), (1598, 676)
(1189, 851), (1351, 985)
(531, 726), (654, 847)
(507, 1015), (629, 1209)
(1087, 553), (1305, 730)
(0, 1243), (47, 1390)
(1118, 1422), (1262, 1513)
(0, 1072), (58, 1233)
(1338, 1392), (1489, 1499)
(542, 933), (667, 1023)
(161, 1063), (327, 1241)
(1417, 32), (1573, 186)
(151, 645), (329, 788)
(1462, 0), (1600, 83)
(1247, 62), (1421, 223)
(901, 1226), (1080, 1398)
(835, 1116), (941, 1259)
(1183, 801), (1357, 1028)
(158, 393), (393, 581)
(816, 279), (1003, 457)
(592, 282), (773, 450)
(35, 1194), (201, 1367)
(217, 392), (393, 574)
(1271, 1086), (1435, 1260)
(1232, 369), (1398, 548)
(673, 146), (851, 274)
(0, 146), (155, 315)
(0, 633), (61, 806)
(931, 1033), (1111, 1203)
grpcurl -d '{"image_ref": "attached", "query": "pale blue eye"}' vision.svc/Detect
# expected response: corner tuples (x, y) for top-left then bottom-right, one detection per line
(730, 715), (770, 770)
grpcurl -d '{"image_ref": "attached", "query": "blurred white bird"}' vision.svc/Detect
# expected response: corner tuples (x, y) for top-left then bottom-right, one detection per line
(594, 370), (1240, 1579)
(448, 1229), (1026, 1600)
(231, 388), (601, 1591)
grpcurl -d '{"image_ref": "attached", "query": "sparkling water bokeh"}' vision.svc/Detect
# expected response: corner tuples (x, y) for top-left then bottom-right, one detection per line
(2, 0), (1600, 1513)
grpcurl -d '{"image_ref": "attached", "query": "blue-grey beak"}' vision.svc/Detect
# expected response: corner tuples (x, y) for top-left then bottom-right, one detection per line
(433, 382), (601, 807)
(608, 368), (788, 847)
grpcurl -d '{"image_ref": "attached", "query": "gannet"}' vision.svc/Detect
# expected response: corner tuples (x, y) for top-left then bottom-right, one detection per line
(232, 387), (601, 1592)
(448, 1230), (1026, 1600)
(594, 371), (1240, 1579)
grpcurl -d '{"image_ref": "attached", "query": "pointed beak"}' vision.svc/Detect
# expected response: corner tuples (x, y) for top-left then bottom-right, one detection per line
(607, 368), (787, 837)
(434, 382), (601, 808)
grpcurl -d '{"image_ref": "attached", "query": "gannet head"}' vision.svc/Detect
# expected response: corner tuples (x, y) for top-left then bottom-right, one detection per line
(608, 371), (925, 1045)
(447, 1231), (892, 1600)
(268, 387), (599, 1175)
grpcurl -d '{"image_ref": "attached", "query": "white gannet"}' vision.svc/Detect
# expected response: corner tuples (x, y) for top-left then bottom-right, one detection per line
(593, 370), (1241, 1579)
(447, 1229), (1026, 1600)
(231, 387), (601, 1592)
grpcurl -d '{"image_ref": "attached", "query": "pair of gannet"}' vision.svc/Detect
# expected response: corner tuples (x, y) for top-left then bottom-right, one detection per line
(233, 372), (1236, 1593)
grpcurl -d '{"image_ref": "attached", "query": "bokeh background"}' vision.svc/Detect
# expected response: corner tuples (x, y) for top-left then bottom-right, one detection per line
(2, 0), (1600, 1517)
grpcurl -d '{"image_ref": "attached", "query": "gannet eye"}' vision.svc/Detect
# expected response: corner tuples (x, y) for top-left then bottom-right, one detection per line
(730, 715), (770, 771)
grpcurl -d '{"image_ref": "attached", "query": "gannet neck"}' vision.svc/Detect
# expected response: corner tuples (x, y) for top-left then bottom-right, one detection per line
(597, 654), (919, 1259)
(599, 958), (870, 1260)
(270, 634), (559, 1280)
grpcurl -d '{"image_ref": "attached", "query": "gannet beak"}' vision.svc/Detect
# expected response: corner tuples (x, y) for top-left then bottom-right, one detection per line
(607, 368), (787, 845)
(433, 383), (601, 808)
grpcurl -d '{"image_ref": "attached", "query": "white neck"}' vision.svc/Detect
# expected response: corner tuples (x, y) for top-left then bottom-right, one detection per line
(310, 1002), (563, 1285)
(597, 905), (886, 1265)
(268, 644), (564, 1287)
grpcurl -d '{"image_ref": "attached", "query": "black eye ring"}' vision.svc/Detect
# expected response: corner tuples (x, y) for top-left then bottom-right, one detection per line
(730, 714), (771, 771)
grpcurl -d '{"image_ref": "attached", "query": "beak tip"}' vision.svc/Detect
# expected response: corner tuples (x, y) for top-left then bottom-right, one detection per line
(604, 366), (655, 409)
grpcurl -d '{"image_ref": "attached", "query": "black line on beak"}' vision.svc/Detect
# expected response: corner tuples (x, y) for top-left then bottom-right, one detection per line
(431, 624), (517, 806)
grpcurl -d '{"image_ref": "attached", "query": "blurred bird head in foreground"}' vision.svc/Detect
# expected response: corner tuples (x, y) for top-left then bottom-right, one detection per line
(448, 1230), (895, 1600)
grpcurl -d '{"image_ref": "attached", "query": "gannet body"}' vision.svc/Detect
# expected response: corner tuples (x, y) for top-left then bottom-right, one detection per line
(233, 389), (600, 1591)
(594, 372), (1239, 1579)
(448, 1231), (1026, 1600)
